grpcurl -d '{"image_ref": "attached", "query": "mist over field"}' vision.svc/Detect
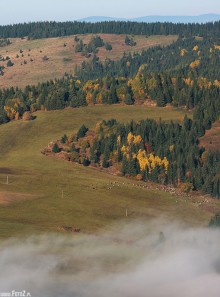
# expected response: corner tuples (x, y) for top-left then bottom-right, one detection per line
(0, 220), (220, 297)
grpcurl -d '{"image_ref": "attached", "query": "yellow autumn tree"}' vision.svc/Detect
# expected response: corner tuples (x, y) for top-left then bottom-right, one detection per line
(213, 80), (220, 88)
(94, 83), (100, 91)
(180, 49), (187, 57)
(214, 45), (220, 50)
(96, 92), (103, 104)
(4, 105), (17, 120)
(4, 98), (25, 120)
(133, 135), (142, 144)
(121, 145), (127, 154)
(190, 59), (200, 69)
(136, 150), (169, 173)
(137, 150), (149, 171)
(131, 74), (147, 100)
(184, 77), (194, 87)
(83, 80), (94, 92)
(127, 132), (143, 145)
(127, 132), (134, 145)
(86, 92), (93, 104)
(197, 77), (211, 89)
(193, 45), (199, 51)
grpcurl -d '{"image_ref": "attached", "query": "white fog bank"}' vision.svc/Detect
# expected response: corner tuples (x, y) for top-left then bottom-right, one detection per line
(0, 220), (220, 297)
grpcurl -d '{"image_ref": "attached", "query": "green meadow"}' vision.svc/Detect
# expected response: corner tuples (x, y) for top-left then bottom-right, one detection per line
(0, 105), (213, 239)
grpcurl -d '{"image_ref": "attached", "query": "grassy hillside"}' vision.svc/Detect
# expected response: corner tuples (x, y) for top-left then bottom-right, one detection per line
(0, 105), (217, 239)
(0, 34), (177, 89)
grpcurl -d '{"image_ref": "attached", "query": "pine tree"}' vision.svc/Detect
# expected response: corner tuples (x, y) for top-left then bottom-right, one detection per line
(61, 134), (68, 144)
(52, 143), (60, 153)
(77, 125), (88, 138)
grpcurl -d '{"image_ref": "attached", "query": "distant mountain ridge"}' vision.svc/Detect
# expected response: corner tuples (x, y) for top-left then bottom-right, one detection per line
(79, 14), (220, 24)
(78, 16), (127, 23)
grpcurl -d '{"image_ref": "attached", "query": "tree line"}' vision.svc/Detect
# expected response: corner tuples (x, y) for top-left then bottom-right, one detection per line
(53, 116), (220, 198)
(75, 37), (220, 82)
(1, 70), (219, 125)
(0, 20), (219, 39)
(0, 36), (219, 123)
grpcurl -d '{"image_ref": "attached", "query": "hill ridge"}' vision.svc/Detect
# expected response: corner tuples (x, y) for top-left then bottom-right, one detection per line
(78, 13), (220, 24)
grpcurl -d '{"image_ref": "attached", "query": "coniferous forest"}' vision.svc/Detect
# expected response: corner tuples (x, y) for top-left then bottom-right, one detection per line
(47, 114), (220, 198)
(0, 20), (220, 197)
(0, 20), (219, 39)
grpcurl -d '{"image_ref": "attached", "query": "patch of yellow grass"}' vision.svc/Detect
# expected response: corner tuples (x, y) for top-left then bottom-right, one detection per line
(0, 34), (177, 89)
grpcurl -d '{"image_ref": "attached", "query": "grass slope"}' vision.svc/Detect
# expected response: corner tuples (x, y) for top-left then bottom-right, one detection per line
(0, 105), (215, 239)
(0, 34), (177, 88)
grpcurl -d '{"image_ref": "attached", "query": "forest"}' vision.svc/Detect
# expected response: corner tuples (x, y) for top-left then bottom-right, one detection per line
(0, 20), (219, 197)
(0, 35), (219, 123)
(0, 20), (219, 39)
(48, 116), (220, 198)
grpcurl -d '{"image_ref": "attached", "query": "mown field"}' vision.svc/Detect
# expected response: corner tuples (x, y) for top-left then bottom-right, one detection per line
(0, 34), (177, 88)
(0, 105), (217, 239)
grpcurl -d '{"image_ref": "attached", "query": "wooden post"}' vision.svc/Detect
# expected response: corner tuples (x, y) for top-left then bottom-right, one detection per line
(125, 208), (128, 217)
(6, 176), (9, 185)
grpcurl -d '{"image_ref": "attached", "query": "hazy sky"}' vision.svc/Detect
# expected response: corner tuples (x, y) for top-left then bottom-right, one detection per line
(0, 0), (219, 25)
